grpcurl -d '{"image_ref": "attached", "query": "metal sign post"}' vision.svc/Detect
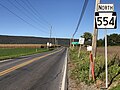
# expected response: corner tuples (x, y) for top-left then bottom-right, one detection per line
(78, 44), (81, 58)
(105, 29), (108, 88)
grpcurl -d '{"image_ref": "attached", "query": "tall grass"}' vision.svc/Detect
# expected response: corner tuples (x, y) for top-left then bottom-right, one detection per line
(69, 47), (120, 88)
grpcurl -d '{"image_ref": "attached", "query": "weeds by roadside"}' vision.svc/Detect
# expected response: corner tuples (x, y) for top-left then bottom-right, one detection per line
(69, 47), (120, 90)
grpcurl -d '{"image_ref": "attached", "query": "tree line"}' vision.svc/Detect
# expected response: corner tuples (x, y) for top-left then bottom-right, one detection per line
(81, 32), (120, 46)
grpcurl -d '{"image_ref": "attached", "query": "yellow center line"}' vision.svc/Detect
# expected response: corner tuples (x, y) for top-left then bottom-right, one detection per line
(0, 48), (63, 76)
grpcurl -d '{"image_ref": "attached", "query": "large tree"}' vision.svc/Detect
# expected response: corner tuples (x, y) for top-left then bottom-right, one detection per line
(97, 33), (120, 46)
(97, 39), (104, 46)
(82, 32), (92, 41)
(81, 32), (92, 45)
(108, 34), (120, 46)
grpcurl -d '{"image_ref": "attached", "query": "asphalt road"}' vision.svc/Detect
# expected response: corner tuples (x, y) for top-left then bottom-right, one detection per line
(0, 47), (67, 90)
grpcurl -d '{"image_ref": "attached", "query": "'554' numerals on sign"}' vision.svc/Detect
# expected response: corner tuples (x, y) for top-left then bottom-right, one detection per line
(95, 12), (117, 29)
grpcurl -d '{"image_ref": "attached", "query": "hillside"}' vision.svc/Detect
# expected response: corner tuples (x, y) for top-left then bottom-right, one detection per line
(0, 35), (78, 46)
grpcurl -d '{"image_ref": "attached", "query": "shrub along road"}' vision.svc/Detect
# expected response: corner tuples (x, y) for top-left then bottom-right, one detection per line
(68, 47), (120, 90)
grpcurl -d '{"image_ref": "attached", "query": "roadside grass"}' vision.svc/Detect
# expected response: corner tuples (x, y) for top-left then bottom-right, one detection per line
(69, 48), (91, 84)
(69, 47), (120, 89)
(110, 85), (120, 90)
(0, 48), (51, 60)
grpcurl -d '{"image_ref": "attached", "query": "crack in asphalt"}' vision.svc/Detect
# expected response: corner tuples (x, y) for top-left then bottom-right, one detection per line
(29, 69), (62, 90)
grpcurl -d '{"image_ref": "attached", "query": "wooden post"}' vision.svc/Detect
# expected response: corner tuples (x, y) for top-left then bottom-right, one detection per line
(92, 0), (100, 62)
(78, 44), (81, 58)
(91, 0), (100, 80)
(70, 38), (72, 48)
(49, 26), (52, 43)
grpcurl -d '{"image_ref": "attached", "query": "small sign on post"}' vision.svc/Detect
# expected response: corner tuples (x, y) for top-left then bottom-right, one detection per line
(87, 46), (95, 80)
(49, 43), (52, 47)
(79, 38), (85, 44)
(87, 46), (92, 51)
(47, 42), (50, 49)
(47, 42), (50, 47)
(78, 38), (85, 58)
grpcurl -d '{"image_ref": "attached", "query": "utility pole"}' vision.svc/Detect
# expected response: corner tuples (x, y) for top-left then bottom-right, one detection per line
(92, 0), (100, 61)
(91, 0), (100, 80)
(50, 26), (52, 43)
(70, 37), (74, 49)
(72, 36), (75, 48)
(54, 37), (56, 47)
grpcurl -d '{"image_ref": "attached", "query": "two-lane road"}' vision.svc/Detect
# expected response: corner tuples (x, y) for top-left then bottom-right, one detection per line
(0, 47), (68, 90)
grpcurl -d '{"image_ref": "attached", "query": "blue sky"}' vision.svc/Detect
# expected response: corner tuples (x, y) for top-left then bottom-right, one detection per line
(0, 0), (119, 39)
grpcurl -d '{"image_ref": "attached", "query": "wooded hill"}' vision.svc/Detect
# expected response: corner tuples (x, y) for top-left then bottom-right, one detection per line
(0, 35), (78, 46)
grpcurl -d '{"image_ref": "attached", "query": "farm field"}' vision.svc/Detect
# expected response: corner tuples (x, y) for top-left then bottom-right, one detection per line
(97, 46), (120, 58)
(0, 44), (47, 48)
(0, 48), (50, 60)
(68, 46), (120, 90)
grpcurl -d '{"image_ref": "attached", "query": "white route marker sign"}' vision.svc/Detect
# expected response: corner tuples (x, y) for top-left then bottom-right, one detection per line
(47, 42), (50, 47)
(95, 12), (117, 29)
(79, 38), (85, 45)
(49, 43), (52, 47)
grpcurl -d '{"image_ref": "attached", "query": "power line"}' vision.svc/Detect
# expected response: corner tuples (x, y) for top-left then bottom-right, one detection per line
(7, 0), (49, 30)
(72, 0), (89, 37)
(22, 0), (53, 39)
(14, 0), (50, 30)
(26, 0), (51, 26)
(20, 0), (51, 28)
(0, 2), (49, 34)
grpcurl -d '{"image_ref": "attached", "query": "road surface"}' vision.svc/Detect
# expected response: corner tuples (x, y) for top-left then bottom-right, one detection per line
(0, 47), (68, 90)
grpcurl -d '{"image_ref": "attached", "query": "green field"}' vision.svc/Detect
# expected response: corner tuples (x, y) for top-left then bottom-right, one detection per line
(0, 48), (51, 60)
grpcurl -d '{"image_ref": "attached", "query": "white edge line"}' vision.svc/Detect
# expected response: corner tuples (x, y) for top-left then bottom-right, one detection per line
(61, 48), (68, 90)
(0, 59), (14, 63)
